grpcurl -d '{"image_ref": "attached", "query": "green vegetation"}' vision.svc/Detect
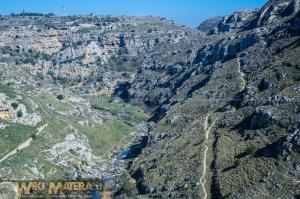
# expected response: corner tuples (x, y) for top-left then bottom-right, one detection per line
(37, 93), (72, 112)
(103, 56), (141, 72)
(17, 110), (23, 118)
(45, 23), (57, 29)
(35, 92), (135, 155)
(74, 119), (132, 155)
(90, 95), (149, 121)
(31, 134), (37, 140)
(24, 57), (36, 65)
(56, 94), (64, 100)
(234, 159), (240, 167)
(0, 83), (15, 98)
(0, 90), (131, 178)
(12, 12), (45, 17)
(0, 121), (36, 156)
(11, 102), (19, 109)
(54, 76), (70, 85)
(77, 28), (90, 33)
(0, 46), (52, 64)
(245, 145), (257, 156)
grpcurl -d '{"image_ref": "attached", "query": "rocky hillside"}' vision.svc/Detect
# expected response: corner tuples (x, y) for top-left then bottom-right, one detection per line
(0, 0), (299, 198)
(115, 0), (300, 198)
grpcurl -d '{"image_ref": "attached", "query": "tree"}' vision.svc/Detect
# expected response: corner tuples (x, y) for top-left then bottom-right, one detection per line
(245, 145), (257, 156)
(31, 134), (37, 140)
(11, 102), (19, 109)
(57, 94), (64, 100)
(17, 110), (23, 118)
(45, 13), (55, 17)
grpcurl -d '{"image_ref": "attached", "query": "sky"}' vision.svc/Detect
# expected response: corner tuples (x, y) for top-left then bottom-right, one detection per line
(0, 0), (268, 27)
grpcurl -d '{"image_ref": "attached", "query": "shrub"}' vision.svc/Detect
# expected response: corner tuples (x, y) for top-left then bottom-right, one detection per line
(245, 145), (257, 155)
(28, 48), (34, 54)
(45, 13), (55, 17)
(41, 53), (51, 61)
(224, 192), (233, 198)
(154, 38), (160, 45)
(234, 159), (241, 167)
(11, 102), (19, 109)
(91, 104), (98, 109)
(75, 41), (83, 46)
(17, 110), (23, 118)
(57, 94), (64, 100)
(108, 98), (113, 103)
(45, 23), (57, 29)
(31, 134), (37, 140)
(56, 77), (69, 85)
(24, 57), (36, 65)
(78, 28), (90, 33)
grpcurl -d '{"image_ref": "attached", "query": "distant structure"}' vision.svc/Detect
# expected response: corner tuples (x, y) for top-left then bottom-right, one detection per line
(91, 0), (96, 17)
(62, 4), (67, 16)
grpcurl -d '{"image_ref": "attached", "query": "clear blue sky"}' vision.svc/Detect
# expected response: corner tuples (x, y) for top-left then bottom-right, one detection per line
(0, 0), (267, 27)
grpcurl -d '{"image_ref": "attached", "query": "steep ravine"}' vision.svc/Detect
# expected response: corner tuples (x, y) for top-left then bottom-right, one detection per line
(117, 0), (300, 198)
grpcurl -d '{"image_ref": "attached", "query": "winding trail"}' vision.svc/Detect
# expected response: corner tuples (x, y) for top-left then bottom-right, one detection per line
(199, 115), (216, 199)
(0, 123), (48, 164)
(237, 58), (246, 92)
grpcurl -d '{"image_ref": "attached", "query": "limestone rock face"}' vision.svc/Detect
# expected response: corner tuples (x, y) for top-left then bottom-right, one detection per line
(0, 30), (62, 54)
(28, 32), (62, 54)
(281, 125), (300, 159)
(45, 128), (95, 166)
(254, 0), (300, 27)
(0, 93), (41, 126)
(197, 9), (258, 34)
(250, 106), (279, 129)
(244, 0), (300, 30)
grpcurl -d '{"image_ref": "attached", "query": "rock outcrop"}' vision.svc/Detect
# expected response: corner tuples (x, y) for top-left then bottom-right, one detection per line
(197, 9), (258, 34)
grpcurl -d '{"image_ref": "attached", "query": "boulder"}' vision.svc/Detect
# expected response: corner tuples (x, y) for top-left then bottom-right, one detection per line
(250, 106), (279, 129)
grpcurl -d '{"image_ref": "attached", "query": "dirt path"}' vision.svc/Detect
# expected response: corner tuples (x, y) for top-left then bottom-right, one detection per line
(199, 115), (217, 199)
(197, 58), (245, 198)
(0, 124), (48, 164)
(237, 58), (246, 91)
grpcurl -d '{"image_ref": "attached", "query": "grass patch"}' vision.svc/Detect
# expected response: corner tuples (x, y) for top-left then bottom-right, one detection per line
(36, 93), (73, 113)
(0, 83), (16, 98)
(74, 119), (133, 155)
(0, 121), (36, 156)
(0, 89), (141, 179)
(90, 95), (149, 121)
